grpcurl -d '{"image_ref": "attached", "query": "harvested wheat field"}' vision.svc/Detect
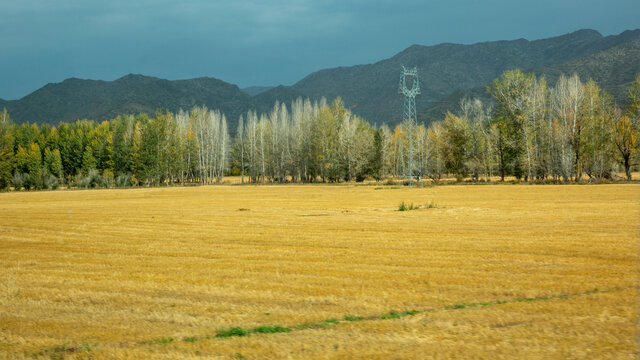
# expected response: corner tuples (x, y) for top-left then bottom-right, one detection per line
(0, 184), (638, 359)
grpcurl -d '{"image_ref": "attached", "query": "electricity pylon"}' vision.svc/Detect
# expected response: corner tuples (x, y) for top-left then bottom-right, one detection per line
(399, 66), (420, 182)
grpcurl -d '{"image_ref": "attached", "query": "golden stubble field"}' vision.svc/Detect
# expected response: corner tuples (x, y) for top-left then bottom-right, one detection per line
(0, 183), (638, 359)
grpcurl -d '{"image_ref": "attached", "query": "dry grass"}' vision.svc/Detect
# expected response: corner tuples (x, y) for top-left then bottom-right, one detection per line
(0, 184), (638, 359)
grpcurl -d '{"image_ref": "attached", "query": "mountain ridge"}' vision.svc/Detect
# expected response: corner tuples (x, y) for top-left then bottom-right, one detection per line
(4, 74), (253, 125)
(418, 34), (640, 124)
(291, 28), (640, 126)
(2, 28), (638, 130)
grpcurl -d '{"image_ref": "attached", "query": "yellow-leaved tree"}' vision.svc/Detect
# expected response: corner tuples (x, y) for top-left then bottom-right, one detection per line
(614, 75), (640, 181)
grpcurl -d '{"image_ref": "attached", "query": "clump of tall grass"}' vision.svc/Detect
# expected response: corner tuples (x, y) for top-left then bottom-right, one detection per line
(424, 201), (438, 209)
(398, 201), (417, 211)
(398, 200), (438, 211)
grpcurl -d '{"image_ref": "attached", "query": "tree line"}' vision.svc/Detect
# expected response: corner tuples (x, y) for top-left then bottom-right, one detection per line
(0, 70), (638, 190)
(401, 71), (640, 183)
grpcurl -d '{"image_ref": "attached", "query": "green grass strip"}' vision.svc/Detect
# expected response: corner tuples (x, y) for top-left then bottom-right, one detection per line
(33, 286), (630, 358)
(251, 326), (292, 334)
(145, 286), (622, 343)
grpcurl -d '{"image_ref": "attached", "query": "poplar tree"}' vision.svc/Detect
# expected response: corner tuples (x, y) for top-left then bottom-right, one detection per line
(488, 69), (535, 180)
(460, 98), (490, 181)
(613, 114), (638, 181)
(441, 112), (471, 181)
(426, 121), (444, 182)
(581, 81), (614, 179)
(236, 115), (245, 184)
(613, 76), (639, 182)
(370, 126), (391, 181)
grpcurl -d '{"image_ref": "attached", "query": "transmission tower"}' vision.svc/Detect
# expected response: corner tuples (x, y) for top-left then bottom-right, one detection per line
(399, 66), (420, 182)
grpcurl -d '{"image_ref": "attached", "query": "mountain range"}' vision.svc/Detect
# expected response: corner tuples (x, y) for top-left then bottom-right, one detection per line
(1, 28), (639, 131)
(419, 33), (640, 122)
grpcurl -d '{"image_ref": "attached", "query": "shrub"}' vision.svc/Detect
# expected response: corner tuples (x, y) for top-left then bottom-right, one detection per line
(116, 173), (133, 188)
(130, 175), (140, 187)
(103, 169), (115, 188)
(384, 178), (397, 186)
(44, 174), (59, 190)
(78, 169), (104, 189)
(30, 169), (48, 190)
(11, 172), (28, 190)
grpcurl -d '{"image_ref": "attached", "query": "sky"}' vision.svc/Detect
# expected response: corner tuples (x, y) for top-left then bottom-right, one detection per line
(1, 0), (638, 100)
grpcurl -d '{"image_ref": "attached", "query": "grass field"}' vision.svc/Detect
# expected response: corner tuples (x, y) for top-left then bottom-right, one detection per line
(0, 183), (638, 359)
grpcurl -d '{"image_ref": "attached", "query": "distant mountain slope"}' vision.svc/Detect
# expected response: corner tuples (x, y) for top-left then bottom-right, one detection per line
(292, 29), (640, 127)
(242, 86), (274, 96)
(2, 74), (253, 127)
(419, 34), (640, 125)
(418, 87), (492, 126)
(535, 34), (640, 101)
(253, 85), (309, 113)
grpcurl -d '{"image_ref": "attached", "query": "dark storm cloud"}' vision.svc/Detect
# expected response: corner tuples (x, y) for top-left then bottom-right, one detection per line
(1, 0), (638, 99)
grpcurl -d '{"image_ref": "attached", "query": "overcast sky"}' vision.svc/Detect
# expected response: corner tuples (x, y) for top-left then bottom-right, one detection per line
(1, 0), (638, 100)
